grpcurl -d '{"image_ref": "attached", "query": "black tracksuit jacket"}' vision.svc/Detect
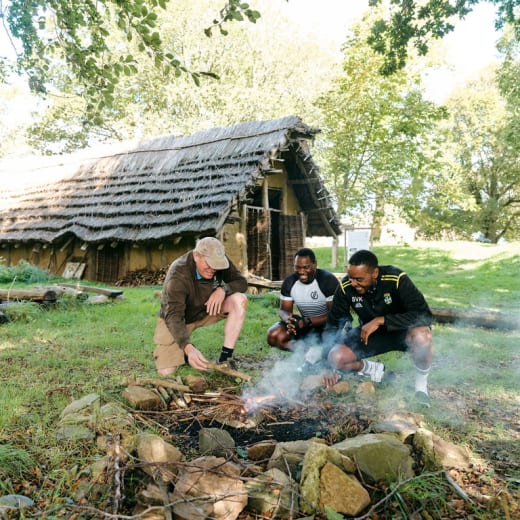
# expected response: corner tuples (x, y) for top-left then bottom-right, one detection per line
(326, 265), (433, 335)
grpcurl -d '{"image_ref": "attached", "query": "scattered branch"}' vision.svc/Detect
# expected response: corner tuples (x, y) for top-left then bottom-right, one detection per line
(124, 376), (191, 393)
(112, 433), (123, 515)
(354, 471), (444, 519)
(205, 361), (252, 381)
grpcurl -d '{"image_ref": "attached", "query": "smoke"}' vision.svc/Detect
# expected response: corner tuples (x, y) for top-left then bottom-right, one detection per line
(241, 338), (325, 403)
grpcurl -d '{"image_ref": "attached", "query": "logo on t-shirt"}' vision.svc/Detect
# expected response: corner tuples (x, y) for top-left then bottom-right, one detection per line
(384, 293), (392, 305)
(311, 290), (319, 300)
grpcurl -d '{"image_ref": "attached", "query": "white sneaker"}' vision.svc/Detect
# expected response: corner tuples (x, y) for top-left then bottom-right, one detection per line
(358, 361), (385, 383)
(304, 346), (322, 365)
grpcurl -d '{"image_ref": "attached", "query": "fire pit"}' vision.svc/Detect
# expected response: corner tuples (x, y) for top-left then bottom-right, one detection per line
(129, 355), (377, 452)
(132, 385), (375, 455)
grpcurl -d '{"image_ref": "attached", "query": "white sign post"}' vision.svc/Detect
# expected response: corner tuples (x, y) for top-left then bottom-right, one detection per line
(344, 229), (371, 265)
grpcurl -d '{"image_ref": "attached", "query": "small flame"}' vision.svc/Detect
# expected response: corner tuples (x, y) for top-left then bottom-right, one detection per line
(242, 393), (278, 414)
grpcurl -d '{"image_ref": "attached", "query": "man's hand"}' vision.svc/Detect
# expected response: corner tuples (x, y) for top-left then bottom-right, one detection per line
(286, 314), (311, 337)
(184, 344), (208, 371)
(321, 371), (341, 388)
(360, 316), (384, 345)
(205, 287), (226, 316)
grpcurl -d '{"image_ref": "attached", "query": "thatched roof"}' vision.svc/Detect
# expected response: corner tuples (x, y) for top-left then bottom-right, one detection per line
(0, 116), (340, 244)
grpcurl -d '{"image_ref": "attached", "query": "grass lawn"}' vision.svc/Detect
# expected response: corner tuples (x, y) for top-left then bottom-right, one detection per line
(0, 240), (518, 517)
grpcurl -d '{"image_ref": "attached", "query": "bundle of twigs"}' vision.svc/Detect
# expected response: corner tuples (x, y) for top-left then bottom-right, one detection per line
(175, 392), (263, 428)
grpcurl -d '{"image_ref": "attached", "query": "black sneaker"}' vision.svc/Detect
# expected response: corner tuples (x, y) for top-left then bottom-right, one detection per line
(415, 391), (431, 408)
(380, 370), (397, 384)
(216, 358), (238, 370)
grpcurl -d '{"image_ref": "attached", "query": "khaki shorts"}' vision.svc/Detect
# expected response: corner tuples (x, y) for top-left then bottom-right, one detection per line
(153, 314), (225, 371)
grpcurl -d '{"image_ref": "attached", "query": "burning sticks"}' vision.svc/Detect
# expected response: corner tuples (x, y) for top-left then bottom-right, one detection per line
(124, 362), (308, 432)
(136, 391), (267, 429)
(242, 394), (278, 414)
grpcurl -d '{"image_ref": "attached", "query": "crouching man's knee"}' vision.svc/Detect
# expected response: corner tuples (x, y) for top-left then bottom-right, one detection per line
(224, 292), (248, 316)
(406, 326), (433, 367)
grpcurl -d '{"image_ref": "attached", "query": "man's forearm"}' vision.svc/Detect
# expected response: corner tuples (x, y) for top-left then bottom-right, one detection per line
(279, 309), (292, 322)
(164, 316), (190, 348)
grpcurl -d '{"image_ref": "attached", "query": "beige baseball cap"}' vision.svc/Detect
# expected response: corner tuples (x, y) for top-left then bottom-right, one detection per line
(194, 237), (229, 270)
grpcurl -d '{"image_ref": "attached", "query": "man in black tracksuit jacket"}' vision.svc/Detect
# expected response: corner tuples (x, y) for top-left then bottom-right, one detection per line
(323, 249), (433, 407)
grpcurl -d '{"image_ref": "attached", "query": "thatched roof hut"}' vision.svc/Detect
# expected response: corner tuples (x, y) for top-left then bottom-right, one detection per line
(1, 116), (340, 283)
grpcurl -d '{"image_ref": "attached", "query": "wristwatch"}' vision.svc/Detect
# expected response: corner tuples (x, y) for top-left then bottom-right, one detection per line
(221, 283), (230, 295)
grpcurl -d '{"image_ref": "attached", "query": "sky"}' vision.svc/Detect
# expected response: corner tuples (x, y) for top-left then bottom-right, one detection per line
(281, 0), (501, 103)
(0, 0), (502, 136)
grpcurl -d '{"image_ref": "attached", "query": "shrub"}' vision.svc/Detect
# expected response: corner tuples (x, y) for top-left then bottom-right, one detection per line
(2, 301), (42, 322)
(0, 259), (50, 284)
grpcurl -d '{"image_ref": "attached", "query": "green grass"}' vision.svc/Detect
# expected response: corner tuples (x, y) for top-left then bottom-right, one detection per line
(314, 241), (520, 311)
(0, 241), (518, 515)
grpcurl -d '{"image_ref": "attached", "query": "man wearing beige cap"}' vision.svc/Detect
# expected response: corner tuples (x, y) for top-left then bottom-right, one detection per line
(153, 237), (248, 375)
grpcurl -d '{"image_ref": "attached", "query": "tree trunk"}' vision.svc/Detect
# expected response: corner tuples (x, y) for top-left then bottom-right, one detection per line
(431, 306), (519, 330)
(0, 288), (58, 303)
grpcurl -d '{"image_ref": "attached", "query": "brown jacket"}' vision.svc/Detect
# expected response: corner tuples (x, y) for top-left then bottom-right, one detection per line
(159, 251), (247, 348)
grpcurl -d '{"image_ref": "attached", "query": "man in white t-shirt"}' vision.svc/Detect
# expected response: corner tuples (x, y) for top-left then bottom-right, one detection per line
(267, 248), (339, 351)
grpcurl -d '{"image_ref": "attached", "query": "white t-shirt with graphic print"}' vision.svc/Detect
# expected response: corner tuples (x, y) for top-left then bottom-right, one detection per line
(280, 269), (339, 318)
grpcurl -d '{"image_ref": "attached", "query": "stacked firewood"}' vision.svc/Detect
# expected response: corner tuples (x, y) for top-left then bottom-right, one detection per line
(123, 372), (263, 430)
(115, 267), (168, 287)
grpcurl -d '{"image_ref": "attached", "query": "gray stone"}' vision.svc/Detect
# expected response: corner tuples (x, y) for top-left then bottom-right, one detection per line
(98, 402), (135, 432)
(199, 428), (235, 456)
(185, 375), (208, 393)
(90, 455), (111, 483)
(171, 456), (247, 520)
(370, 410), (424, 441)
(54, 424), (96, 441)
(247, 440), (277, 461)
(355, 381), (376, 396)
(59, 393), (100, 418)
(267, 439), (327, 479)
(299, 443), (356, 515)
(370, 419), (419, 441)
(0, 494), (35, 509)
(58, 411), (94, 427)
(333, 433), (415, 483)
(331, 380), (351, 394)
(319, 461), (370, 516)
(300, 375), (324, 391)
(123, 386), (163, 410)
(413, 428), (473, 471)
(86, 294), (109, 304)
(137, 433), (184, 482)
(246, 467), (298, 519)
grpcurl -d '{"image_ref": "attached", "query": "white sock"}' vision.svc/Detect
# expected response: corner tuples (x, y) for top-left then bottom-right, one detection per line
(415, 366), (431, 394)
(360, 360), (377, 374)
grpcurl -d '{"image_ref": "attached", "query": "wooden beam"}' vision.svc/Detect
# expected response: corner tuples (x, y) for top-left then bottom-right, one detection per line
(0, 288), (58, 303)
(431, 307), (519, 330)
(58, 284), (123, 298)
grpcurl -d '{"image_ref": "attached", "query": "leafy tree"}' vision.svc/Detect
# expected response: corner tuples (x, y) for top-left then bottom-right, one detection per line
(422, 68), (519, 242)
(23, 0), (337, 153)
(0, 0), (260, 123)
(367, 0), (520, 75)
(497, 26), (520, 150)
(316, 17), (444, 231)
